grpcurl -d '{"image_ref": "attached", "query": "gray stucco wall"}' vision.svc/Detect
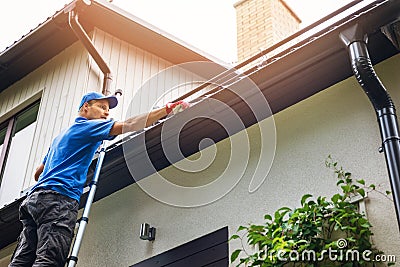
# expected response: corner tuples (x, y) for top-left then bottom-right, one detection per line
(72, 53), (400, 266)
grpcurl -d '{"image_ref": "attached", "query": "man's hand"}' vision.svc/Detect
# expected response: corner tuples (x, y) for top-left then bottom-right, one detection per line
(165, 100), (190, 115)
(34, 163), (45, 181)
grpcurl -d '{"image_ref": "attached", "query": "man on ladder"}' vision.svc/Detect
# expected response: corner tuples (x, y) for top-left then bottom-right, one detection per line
(9, 91), (189, 267)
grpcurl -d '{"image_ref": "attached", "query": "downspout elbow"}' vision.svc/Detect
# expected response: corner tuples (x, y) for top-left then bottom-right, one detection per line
(340, 24), (394, 111)
(347, 41), (394, 111)
(68, 10), (112, 95)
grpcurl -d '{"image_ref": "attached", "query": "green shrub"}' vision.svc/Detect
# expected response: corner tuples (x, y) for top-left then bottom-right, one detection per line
(230, 156), (394, 267)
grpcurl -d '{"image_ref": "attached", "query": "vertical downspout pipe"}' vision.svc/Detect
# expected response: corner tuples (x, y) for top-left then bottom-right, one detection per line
(341, 24), (400, 231)
(68, 9), (112, 95)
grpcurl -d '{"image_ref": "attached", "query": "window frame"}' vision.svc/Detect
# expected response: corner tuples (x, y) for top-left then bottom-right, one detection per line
(0, 117), (15, 182)
(0, 101), (40, 191)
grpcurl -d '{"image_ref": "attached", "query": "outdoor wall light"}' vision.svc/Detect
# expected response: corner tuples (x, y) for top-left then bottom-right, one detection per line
(140, 223), (156, 241)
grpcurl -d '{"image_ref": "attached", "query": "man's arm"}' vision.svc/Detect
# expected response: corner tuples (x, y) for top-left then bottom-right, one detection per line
(109, 107), (167, 136)
(34, 163), (45, 181)
(109, 101), (189, 136)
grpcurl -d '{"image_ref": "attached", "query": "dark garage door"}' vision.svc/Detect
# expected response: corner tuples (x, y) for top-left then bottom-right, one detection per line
(130, 227), (229, 267)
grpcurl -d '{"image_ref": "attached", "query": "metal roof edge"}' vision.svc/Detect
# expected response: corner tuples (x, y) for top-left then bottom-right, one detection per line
(0, 1), (76, 56)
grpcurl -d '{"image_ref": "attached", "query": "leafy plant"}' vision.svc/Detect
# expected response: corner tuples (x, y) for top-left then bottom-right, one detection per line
(230, 156), (394, 266)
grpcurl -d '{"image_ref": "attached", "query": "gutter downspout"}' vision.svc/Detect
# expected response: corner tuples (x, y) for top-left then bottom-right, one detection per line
(68, 9), (112, 95)
(340, 24), (400, 231)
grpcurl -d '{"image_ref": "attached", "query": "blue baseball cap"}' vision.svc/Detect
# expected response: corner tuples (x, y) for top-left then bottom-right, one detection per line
(79, 91), (118, 110)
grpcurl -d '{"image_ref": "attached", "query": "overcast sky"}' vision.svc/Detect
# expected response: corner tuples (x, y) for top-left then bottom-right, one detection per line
(0, 0), (354, 63)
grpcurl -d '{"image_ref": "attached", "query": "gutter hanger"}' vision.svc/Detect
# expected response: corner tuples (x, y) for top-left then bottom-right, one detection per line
(68, 6), (112, 95)
(341, 23), (400, 231)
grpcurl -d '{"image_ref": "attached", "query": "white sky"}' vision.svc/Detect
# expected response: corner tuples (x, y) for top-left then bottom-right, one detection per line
(0, 0), (353, 63)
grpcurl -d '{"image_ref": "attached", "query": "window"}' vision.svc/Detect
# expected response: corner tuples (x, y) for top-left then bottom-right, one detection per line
(0, 102), (40, 207)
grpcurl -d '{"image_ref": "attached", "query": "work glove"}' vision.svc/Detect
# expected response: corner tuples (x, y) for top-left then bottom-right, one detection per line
(165, 100), (190, 115)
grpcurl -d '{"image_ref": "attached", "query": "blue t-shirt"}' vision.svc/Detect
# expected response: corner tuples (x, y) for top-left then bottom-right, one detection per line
(30, 117), (116, 202)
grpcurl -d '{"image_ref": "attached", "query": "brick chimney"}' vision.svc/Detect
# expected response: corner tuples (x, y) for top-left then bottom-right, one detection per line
(234, 0), (301, 62)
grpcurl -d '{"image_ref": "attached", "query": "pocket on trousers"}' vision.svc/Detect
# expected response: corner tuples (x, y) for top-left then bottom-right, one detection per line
(36, 223), (74, 266)
(52, 221), (74, 238)
(50, 221), (74, 263)
(59, 197), (78, 228)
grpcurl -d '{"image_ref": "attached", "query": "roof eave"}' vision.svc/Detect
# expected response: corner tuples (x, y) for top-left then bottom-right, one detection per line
(0, 5), (77, 93)
(0, 0), (221, 93)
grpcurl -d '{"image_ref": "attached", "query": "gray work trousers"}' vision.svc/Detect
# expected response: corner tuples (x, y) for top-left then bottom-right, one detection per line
(9, 189), (78, 267)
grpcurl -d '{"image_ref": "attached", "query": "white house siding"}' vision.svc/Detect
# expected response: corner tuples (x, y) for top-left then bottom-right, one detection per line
(64, 53), (400, 266)
(0, 41), (95, 196)
(0, 28), (204, 208)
